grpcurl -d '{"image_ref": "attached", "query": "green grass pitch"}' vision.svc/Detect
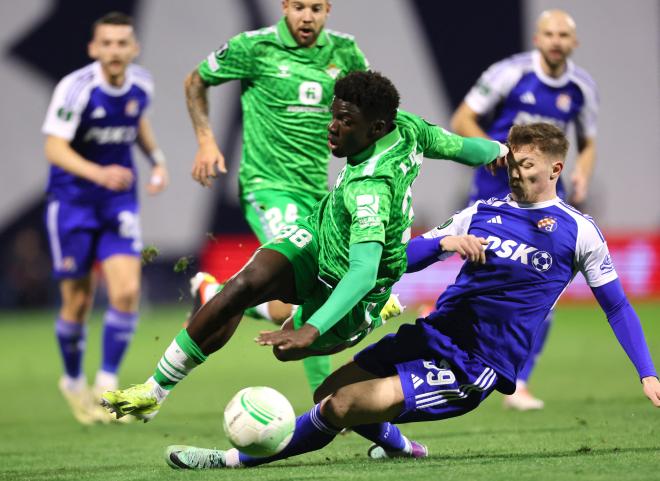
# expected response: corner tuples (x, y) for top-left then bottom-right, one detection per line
(1, 303), (659, 481)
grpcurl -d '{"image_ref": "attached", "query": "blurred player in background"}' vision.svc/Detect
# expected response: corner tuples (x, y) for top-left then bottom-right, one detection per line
(42, 12), (168, 424)
(450, 9), (598, 409)
(163, 123), (659, 470)
(183, 0), (370, 393)
(101, 71), (507, 424)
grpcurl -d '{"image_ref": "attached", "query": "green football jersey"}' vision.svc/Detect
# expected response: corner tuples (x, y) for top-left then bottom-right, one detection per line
(198, 18), (369, 199)
(312, 110), (499, 300)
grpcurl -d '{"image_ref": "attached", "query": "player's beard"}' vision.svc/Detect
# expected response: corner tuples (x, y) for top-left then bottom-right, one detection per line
(541, 49), (567, 70)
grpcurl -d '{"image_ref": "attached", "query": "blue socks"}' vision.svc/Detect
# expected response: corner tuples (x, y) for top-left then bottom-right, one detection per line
(55, 318), (87, 379)
(238, 404), (340, 467)
(101, 308), (138, 374)
(353, 422), (408, 452)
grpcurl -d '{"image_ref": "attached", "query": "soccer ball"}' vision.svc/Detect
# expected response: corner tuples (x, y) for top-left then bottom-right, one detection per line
(222, 386), (296, 457)
(531, 250), (553, 272)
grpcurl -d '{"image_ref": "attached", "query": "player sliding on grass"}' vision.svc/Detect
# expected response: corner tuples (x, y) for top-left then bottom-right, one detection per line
(163, 122), (660, 469)
(101, 71), (508, 422)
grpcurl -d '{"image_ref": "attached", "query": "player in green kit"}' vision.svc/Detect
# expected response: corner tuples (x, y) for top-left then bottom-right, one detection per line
(101, 71), (509, 422)
(183, 0), (369, 392)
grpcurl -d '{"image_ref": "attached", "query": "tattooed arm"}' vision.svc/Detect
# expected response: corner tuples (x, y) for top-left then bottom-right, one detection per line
(184, 69), (226, 187)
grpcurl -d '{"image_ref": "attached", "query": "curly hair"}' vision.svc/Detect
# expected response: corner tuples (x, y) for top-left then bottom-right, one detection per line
(334, 71), (400, 124)
(507, 123), (569, 159)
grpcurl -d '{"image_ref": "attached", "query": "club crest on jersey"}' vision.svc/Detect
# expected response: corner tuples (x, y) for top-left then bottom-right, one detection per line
(125, 99), (140, 117)
(537, 216), (558, 232)
(325, 64), (341, 79)
(556, 93), (572, 113)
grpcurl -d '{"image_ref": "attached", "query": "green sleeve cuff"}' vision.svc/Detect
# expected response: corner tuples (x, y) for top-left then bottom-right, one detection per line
(455, 137), (500, 167)
(307, 242), (382, 336)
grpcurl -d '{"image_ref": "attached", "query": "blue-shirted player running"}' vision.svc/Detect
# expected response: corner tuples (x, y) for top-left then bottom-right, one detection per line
(451, 9), (599, 409)
(42, 12), (169, 425)
(162, 123), (659, 469)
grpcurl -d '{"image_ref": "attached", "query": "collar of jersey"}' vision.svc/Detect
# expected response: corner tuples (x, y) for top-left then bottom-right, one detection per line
(531, 50), (574, 88)
(347, 126), (401, 165)
(505, 194), (561, 209)
(277, 17), (328, 49)
(93, 61), (133, 96)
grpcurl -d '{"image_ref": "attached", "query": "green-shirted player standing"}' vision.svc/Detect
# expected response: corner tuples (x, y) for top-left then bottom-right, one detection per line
(183, 0), (368, 392)
(102, 71), (509, 423)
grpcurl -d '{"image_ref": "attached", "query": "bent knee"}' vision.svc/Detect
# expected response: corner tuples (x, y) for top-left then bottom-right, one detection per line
(321, 390), (354, 426)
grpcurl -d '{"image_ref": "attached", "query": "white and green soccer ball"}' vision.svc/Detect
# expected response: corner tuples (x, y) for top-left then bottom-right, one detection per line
(223, 386), (295, 457)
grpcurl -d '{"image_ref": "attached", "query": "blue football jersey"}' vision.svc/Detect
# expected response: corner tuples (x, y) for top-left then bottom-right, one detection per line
(42, 61), (153, 202)
(420, 196), (617, 391)
(464, 50), (598, 202)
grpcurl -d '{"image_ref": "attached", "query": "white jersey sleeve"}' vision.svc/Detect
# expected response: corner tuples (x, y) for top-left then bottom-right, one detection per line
(41, 71), (94, 141)
(570, 66), (599, 140)
(129, 64), (155, 112)
(574, 215), (617, 287)
(464, 54), (528, 115)
(421, 202), (481, 261)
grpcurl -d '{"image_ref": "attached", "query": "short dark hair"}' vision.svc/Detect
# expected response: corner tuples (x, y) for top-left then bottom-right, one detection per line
(334, 71), (400, 124)
(92, 12), (134, 37)
(507, 123), (569, 159)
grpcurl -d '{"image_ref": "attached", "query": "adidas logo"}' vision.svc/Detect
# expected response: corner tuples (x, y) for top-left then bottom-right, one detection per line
(520, 91), (536, 105)
(487, 215), (503, 224)
(411, 374), (424, 389)
(91, 106), (106, 119)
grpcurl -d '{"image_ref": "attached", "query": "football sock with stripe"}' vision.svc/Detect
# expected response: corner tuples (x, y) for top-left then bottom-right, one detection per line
(101, 307), (138, 374)
(55, 318), (86, 381)
(152, 329), (207, 390)
(353, 423), (410, 453)
(233, 403), (340, 467)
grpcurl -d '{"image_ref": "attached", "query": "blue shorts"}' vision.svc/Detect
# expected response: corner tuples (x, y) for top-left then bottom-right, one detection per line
(45, 195), (142, 279)
(354, 320), (498, 424)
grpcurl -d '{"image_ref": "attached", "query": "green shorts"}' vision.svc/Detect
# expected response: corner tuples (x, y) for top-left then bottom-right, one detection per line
(262, 219), (388, 351)
(240, 189), (320, 244)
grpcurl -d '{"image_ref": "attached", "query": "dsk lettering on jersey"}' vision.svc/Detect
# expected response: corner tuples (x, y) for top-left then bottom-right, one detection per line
(83, 126), (138, 144)
(486, 235), (538, 265)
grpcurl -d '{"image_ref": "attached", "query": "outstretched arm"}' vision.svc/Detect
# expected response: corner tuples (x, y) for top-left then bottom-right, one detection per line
(256, 241), (383, 350)
(184, 69), (226, 187)
(407, 235), (488, 273)
(591, 279), (660, 407)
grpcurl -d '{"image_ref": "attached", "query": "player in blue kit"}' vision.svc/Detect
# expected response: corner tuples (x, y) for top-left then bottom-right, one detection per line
(42, 12), (168, 424)
(163, 123), (659, 469)
(451, 9), (598, 409)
